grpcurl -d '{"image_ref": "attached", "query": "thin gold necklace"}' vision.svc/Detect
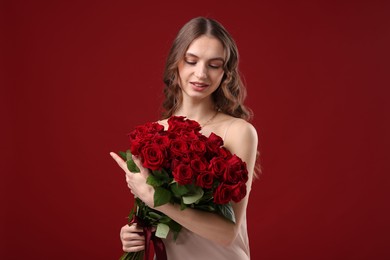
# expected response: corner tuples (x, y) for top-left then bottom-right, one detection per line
(200, 111), (219, 128)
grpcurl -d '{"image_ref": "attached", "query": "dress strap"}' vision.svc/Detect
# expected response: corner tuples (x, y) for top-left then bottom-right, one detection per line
(223, 118), (239, 142)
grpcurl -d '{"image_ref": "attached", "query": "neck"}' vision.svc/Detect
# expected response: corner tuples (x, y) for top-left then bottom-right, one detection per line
(173, 96), (216, 123)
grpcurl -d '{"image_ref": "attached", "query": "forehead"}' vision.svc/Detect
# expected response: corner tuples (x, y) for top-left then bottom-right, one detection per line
(186, 35), (225, 60)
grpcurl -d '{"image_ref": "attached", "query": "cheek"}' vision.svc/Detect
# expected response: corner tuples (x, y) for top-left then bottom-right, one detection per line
(177, 68), (185, 87)
(213, 71), (225, 86)
(177, 66), (190, 86)
(178, 73), (185, 88)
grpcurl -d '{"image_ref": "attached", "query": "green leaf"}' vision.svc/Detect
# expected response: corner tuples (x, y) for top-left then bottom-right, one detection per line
(170, 182), (190, 197)
(146, 170), (171, 187)
(153, 187), (172, 207)
(156, 169), (171, 180)
(198, 190), (213, 202)
(167, 220), (181, 233)
(193, 204), (216, 212)
(159, 216), (171, 224)
(127, 159), (140, 173)
(217, 203), (236, 223)
(153, 168), (170, 176)
(182, 186), (204, 204)
(118, 151), (127, 161)
(148, 211), (163, 220)
(147, 175), (163, 187)
(167, 220), (182, 241)
(155, 223), (170, 239)
(135, 198), (144, 208)
(180, 199), (187, 210)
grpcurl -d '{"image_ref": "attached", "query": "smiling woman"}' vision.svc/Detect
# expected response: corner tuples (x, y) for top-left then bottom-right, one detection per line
(178, 35), (225, 101)
(111, 17), (258, 260)
(162, 17), (252, 121)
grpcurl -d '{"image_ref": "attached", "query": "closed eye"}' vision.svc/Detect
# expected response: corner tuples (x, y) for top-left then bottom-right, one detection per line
(209, 64), (222, 69)
(185, 60), (196, 65)
(184, 59), (222, 69)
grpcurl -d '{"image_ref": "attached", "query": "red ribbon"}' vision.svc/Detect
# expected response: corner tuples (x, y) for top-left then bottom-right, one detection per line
(130, 215), (167, 260)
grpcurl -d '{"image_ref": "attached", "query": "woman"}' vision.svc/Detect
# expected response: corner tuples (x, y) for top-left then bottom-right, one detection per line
(110, 17), (258, 259)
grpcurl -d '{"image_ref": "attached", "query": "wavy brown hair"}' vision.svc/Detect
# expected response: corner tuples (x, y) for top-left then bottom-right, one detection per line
(161, 17), (253, 121)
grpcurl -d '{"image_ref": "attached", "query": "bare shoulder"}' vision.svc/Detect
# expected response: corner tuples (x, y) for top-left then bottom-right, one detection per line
(223, 117), (258, 169)
(227, 118), (258, 143)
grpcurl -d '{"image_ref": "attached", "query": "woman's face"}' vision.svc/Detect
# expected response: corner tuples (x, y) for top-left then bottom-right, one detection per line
(177, 35), (225, 102)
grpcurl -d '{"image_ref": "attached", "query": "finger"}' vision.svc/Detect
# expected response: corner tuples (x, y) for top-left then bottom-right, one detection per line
(121, 224), (143, 237)
(110, 152), (129, 173)
(125, 224), (143, 232)
(122, 232), (145, 241)
(123, 244), (145, 253)
(123, 239), (145, 246)
(126, 173), (131, 183)
(132, 155), (149, 178)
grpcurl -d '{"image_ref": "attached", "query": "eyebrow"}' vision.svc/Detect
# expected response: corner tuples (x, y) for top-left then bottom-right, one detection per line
(185, 52), (225, 63)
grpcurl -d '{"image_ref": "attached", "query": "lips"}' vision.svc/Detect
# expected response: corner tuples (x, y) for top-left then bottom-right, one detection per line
(190, 82), (209, 88)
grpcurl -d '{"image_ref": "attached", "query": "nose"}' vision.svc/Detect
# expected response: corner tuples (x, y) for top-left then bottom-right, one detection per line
(194, 63), (207, 79)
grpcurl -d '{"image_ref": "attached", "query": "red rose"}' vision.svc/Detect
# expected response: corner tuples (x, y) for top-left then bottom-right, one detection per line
(153, 134), (171, 148)
(218, 147), (232, 159)
(172, 163), (194, 185)
(129, 125), (147, 140)
(190, 158), (208, 173)
(238, 166), (249, 183)
(129, 122), (163, 140)
(209, 157), (228, 179)
(190, 139), (207, 155)
(231, 182), (247, 202)
(167, 116), (186, 131)
(185, 119), (202, 132)
(224, 155), (248, 184)
(130, 134), (155, 156)
(176, 151), (199, 164)
(227, 154), (242, 166)
(206, 133), (223, 154)
(148, 122), (165, 133)
(196, 171), (215, 189)
(140, 144), (165, 170)
(180, 131), (199, 142)
(130, 132), (153, 143)
(130, 137), (143, 156)
(142, 122), (165, 134)
(129, 124), (159, 156)
(223, 169), (240, 184)
(213, 183), (233, 204)
(170, 139), (188, 157)
(166, 131), (178, 140)
(168, 116), (201, 133)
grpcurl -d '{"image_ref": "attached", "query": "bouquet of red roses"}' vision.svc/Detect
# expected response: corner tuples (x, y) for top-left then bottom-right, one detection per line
(118, 116), (248, 260)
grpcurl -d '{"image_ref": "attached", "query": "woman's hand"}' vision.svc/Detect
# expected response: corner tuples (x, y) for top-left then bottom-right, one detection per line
(120, 224), (145, 253)
(110, 152), (155, 208)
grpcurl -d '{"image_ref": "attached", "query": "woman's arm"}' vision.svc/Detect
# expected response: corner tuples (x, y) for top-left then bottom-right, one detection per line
(155, 119), (258, 245)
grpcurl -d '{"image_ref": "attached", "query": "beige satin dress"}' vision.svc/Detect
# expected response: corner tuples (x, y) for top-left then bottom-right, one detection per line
(162, 214), (250, 260)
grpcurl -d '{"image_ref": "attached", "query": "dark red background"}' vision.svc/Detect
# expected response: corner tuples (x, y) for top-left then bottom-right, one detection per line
(1, 0), (389, 259)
